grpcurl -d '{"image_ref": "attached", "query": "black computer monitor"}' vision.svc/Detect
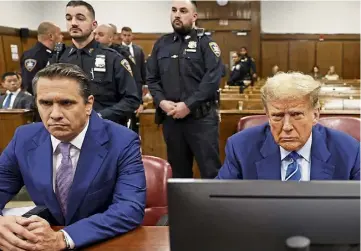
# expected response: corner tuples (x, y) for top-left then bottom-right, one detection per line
(167, 179), (360, 251)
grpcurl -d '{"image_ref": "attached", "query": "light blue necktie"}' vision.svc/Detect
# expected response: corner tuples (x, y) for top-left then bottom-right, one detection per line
(285, 151), (302, 181)
(3, 93), (13, 109)
(55, 142), (75, 216)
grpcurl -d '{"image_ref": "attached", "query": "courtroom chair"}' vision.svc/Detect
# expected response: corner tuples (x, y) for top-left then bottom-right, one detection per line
(237, 115), (267, 131)
(237, 115), (361, 141)
(318, 117), (360, 141)
(142, 155), (172, 226)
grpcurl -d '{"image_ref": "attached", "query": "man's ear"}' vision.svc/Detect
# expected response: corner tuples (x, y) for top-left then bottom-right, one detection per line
(312, 108), (320, 125)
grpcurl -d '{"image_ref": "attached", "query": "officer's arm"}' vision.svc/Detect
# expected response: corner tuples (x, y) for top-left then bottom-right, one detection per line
(227, 68), (241, 85)
(146, 39), (166, 107)
(250, 59), (257, 74)
(20, 56), (38, 95)
(184, 38), (223, 111)
(98, 55), (140, 121)
(139, 49), (146, 85)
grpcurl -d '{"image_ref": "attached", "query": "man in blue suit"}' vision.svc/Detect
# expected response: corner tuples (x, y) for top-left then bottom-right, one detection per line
(216, 72), (360, 181)
(0, 63), (146, 250)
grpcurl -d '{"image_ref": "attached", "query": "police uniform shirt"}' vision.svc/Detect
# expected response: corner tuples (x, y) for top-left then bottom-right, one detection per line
(20, 42), (53, 94)
(146, 28), (223, 111)
(52, 39), (140, 123)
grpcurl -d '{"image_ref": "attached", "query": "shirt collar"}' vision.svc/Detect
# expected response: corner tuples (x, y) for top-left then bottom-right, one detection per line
(51, 119), (89, 153)
(122, 42), (132, 47)
(280, 132), (312, 162)
(69, 39), (98, 56)
(6, 88), (21, 96)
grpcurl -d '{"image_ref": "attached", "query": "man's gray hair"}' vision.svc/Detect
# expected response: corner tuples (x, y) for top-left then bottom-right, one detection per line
(32, 63), (91, 103)
(261, 72), (321, 110)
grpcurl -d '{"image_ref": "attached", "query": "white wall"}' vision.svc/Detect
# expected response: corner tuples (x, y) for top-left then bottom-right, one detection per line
(261, 1), (360, 34)
(42, 0), (173, 33)
(0, 1), (359, 34)
(0, 1), (44, 30)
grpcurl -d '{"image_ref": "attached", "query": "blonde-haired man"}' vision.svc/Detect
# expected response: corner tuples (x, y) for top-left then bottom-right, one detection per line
(216, 72), (360, 180)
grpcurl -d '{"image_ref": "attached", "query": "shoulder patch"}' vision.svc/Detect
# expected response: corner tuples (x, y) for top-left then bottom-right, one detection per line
(121, 59), (133, 76)
(24, 59), (37, 72)
(236, 64), (241, 70)
(209, 42), (221, 57)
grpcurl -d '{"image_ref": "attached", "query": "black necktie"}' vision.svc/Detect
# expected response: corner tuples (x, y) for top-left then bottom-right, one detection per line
(76, 49), (83, 69)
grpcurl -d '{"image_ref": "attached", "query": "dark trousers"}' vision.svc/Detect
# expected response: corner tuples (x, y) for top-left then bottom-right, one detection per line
(162, 108), (221, 178)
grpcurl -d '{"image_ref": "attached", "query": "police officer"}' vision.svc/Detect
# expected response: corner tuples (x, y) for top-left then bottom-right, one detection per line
(147, 0), (223, 179)
(94, 23), (143, 129)
(239, 46), (257, 86)
(227, 52), (251, 93)
(52, 1), (140, 125)
(21, 22), (63, 94)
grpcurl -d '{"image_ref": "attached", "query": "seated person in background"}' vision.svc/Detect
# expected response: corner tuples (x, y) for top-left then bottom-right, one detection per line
(0, 63), (146, 250)
(324, 65), (340, 80)
(0, 72), (34, 109)
(227, 52), (249, 93)
(270, 64), (279, 77)
(216, 72), (359, 180)
(310, 65), (322, 80)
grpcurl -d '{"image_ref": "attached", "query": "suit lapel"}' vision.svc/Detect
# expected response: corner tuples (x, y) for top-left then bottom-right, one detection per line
(26, 128), (64, 225)
(255, 127), (282, 180)
(12, 92), (24, 109)
(66, 113), (109, 224)
(310, 126), (335, 180)
(0, 95), (4, 108)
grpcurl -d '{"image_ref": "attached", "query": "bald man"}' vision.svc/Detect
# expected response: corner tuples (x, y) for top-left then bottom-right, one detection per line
(21, 22), (63, 94)
(94, 24), (144, 129)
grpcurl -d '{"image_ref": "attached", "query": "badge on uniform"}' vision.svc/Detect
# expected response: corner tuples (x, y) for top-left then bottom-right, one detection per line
(94, 55), (106, 72)
(209, 42), (221, 57)
(24, 59), (37, 72)
(188, 41), (197, 49)
(121, 59), (133, 77)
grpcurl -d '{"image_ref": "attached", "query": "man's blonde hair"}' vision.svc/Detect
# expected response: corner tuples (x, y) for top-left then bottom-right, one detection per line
(261, 72), (321, 110)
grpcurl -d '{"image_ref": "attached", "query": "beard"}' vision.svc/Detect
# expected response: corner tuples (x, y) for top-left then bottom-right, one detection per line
(172, 20), (192, 36)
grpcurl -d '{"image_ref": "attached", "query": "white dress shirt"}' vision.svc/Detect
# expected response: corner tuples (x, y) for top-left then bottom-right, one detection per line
(50, 120), (89, 249)
(122, 42), (134, 57)
(280, 133), (312, 181)
(2, 88), (21, 108)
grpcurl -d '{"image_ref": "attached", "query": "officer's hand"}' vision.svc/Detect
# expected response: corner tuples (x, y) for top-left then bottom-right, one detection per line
(135, 104), (144, 117)
(252, 73), (257, 79)
(0, 215), (39, 251)
(172, 102), (190, 119)
(160, 100), (176, 115)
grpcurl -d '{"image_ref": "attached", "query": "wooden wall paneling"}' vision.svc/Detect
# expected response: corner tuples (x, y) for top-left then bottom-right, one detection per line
(196, 1), (252, 20)
(261, 41), (289, 77)
(0, 36), (6, 76)
(212, 31), (249, 79)
(250, 1), (261, 76)
(197, 20), (251, 31)
(343, 41), (360, 79)
(2, 35), (23, 72)
(21, 37), (37, 53)
(289, 41), (315, 74)
(316, 41), (343, 77)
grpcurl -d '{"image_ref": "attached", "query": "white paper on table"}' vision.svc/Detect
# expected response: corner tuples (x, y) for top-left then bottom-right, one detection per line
(2, 206), (35, 216)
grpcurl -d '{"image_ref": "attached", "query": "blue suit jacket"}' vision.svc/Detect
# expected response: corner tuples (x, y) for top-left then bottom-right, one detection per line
(0, 111), (146, 247)
(216, 123), (360, 180)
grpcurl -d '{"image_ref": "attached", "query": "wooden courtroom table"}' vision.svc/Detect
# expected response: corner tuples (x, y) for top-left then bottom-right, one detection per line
(139, 109), (360, 177)
(52, 226), (170, 251)
(0, 109), (33, 153)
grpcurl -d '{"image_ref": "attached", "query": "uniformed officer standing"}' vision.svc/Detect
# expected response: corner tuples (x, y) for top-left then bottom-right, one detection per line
(147, 0), (223, 178)
(239, 46), (257, 86)
(52, 1), (140, 125)
(21, 22), (63, 94)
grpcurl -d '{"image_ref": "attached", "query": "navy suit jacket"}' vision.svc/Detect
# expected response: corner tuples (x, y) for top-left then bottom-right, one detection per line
(0, 111), (146, 247)
(216, 123), (360, 180)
